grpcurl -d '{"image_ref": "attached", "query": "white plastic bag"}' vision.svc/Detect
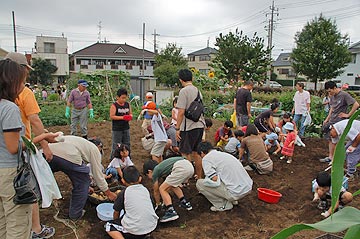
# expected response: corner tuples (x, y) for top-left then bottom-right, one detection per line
(29, 148), (62, 208)
(303, 111), (312, 126)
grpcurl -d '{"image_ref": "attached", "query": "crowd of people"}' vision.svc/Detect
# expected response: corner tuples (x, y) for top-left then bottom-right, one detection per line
(1, 52), (359, 239)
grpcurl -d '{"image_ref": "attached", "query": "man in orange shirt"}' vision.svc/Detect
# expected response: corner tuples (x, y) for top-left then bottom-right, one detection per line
(5, 52), (55, 239)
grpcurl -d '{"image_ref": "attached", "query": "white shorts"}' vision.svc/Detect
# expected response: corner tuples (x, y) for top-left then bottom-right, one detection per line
(165, 160), (194, 187)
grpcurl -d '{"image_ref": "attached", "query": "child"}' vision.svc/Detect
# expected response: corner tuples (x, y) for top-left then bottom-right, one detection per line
(214, 120), (234, 147)
(105, 144), (134, 181)
(145, 102), (168, 162)
(278, 113), (305, 147)
(143, 157), (194, 223)
(42, 88), (48, 101)
(105, 166), (158, 239)
(202, 118), (213, 141)
(280, 122), (296, 163)
(141, 92), (165, 135)
(312, 171), (353, 218)
(264, 132), (281, 155)
(171, 96), (178, 127)
(110, 88), (132, 160)
(224, 130), (245, 157)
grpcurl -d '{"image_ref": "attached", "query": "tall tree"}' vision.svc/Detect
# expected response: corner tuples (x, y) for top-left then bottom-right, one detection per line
(154, 43), (187, 86)
(28, 58), (58, 85)
(291, 15), (351, 90)
(211, 29), (271, 84)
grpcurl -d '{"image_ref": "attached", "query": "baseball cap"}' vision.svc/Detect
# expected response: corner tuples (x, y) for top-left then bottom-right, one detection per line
(5, 52), (34, 70)
(78, 79), (89, 87)
(266, 132), (278, 140)
(146, 92), (153, 98)
(145, 101), (156, 110)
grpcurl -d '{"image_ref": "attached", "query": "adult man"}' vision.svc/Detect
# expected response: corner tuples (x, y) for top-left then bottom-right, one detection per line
(65, 80), (93, 139)
(143, 157), (193, 222)
(320, 81), (359, 163)
(234, 80), (254, 128)
(5, 52), (55, 239)
(291, 82), (310, 137)
(196, 142), (253, 211)
(175, 69), (205, 178)
(324, 119), (360, 179)
(48, 136), (117, 219)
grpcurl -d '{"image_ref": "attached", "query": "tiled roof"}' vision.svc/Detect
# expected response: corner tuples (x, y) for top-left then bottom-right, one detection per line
(188, 47), (218, 56)
(71, 42), (155, 58)
(272, 52), (293, 67)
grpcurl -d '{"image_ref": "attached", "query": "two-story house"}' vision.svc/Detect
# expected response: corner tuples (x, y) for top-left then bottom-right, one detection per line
(187, 47), (217, 74)
(272, 53), (298, 80)
(32, 36), (69, 83)
(337, 41), (360, 85)
(69, 42), (155, 77)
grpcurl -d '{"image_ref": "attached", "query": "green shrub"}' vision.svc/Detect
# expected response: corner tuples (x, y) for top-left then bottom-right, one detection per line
(48, 93), (59, 101)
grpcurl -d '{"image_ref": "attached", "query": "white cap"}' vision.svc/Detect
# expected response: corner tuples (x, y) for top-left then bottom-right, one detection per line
(146, 92), (153, 98)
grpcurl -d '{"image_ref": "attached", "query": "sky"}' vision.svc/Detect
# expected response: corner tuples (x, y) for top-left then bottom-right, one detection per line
(0, 0), (359, 59)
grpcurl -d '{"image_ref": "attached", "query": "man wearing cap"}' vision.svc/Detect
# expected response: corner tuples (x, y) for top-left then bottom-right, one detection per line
(320, 81), (359, 164)
(48, 136), (117, 219)
(325, 119), (360, 179)
(5, 52), (55, 238)
(65, 80), (93, 139)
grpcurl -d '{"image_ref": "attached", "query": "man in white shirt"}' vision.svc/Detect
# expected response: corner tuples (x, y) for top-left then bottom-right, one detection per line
(196, 142), (253, 212)
(291, 82), (311, 137)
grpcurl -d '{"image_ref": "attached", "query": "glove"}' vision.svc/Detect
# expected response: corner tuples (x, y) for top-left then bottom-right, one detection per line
(273, 152), (278, 155)
(321, 210), (331, 218)
(123, 115), (133, 121)
(89, 109), (94, 119)
(346, 145), (356, 153)
(65, 106), (70, 118)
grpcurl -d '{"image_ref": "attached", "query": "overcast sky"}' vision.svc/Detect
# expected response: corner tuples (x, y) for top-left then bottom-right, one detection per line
(0, 0), (359, 59)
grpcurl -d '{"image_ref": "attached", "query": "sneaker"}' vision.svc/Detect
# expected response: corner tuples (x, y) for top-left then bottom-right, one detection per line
(179, 201), (192, 211)
(160, 209), (179, 223)
(280, 156), (285, 160)
(32, 225), (55, 239)
(244, 165), (253, 171)
(286, 159), (292, 164)
(210, 204), (233, 212)
(319, 157), (331, 163)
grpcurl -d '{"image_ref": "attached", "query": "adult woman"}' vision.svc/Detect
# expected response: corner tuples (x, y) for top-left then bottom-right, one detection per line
(238, 124), (273, 174)
(0, 59), (58, 238)
(254, 102), (280, 134)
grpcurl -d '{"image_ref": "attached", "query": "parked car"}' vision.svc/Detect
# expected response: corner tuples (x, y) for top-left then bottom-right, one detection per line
(344, 85), (360, 92)
(269, 81), (283, 88)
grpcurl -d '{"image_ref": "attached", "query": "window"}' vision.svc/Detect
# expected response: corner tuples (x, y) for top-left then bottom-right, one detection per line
(199, 69), (208, 74)
(188, 56), (195, 61)
(199, 55), (211, 61)
(350, 54), (356, 64)
(48, 59), (56, 66)
(44, 42), (55, 53)
(347, 73), (354, 76)
(281, 57), (290, 61)
(278, 68), (289, 74)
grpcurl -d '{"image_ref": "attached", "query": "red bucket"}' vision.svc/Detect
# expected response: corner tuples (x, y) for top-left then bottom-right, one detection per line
(257, 188), (282, 204)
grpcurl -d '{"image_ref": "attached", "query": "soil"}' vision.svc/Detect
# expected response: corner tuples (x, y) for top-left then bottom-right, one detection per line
(42, 120), (360, 239)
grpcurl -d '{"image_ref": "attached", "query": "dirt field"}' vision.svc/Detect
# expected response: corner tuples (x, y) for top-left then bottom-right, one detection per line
(41, 120), (360, 239)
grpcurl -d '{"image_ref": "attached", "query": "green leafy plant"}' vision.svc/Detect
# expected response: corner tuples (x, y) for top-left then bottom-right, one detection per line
(272, 110), (360, 238)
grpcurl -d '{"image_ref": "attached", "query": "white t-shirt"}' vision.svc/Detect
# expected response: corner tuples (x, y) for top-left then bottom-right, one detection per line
(107, 156), (134, 169)
(293, 90), (310, 114)
(151, 114), (168, 142)
(224, 137), (240, 153)
(332, 119), (360, 144)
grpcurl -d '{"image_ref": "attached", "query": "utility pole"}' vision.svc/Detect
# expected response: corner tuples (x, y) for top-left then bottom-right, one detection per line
(12, 11), (17, 52)
(152, 29), (159, 54)
(142, 23), (145, 76)
(265, 1), (278, 85)
(97, 21), (102, 43)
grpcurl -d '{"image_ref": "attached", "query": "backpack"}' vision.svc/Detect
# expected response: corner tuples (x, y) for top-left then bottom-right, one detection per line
(184, 90), (204, 122)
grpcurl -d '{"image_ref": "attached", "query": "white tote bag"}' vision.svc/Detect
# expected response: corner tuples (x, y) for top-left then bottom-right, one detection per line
(29, 148), (62, 208)
(303, 111), (312, 126)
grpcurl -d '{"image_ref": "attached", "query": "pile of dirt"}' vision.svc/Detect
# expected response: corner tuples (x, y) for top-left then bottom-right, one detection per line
(41, 120), (359, 239)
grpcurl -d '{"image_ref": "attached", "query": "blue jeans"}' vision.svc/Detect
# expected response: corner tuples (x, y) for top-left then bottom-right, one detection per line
(105, 167), (120, 180)
(111, 129), (130, 159)
(49, 155), (91, 219)
(293, 114), (306, 137)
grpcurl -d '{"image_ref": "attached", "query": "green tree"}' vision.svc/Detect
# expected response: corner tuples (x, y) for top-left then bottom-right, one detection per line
(291, 15), (351, 90)
(154, 43), (187, 86)
(211, 29), (271, 84)
(28, 58), (58, 85)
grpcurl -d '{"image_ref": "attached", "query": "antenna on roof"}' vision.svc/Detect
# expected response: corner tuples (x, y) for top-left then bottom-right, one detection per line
(97, 21), (102, 43)
(207, 37), (209, 48)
